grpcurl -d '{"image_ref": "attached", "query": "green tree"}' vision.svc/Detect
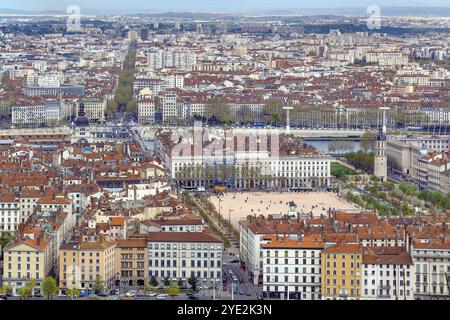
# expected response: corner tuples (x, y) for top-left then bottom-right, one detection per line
(145, 283), (158, 294)
(18, 278), (36, 299)
(163, 276), (171, 287)
(42, 276), (58, 300)
(0, 232), (12, 249)
(271, 112), (281, 125)
(165, 284), (180, 298)
(70, 287), (80, 298)
(93, 275), (105, 294)
(0, 285), (13, 296)
(360, 131), (377, 153)
(188, 275), (198, 291)
(204, 97), (233, 124)
(149, 276), (159, 288)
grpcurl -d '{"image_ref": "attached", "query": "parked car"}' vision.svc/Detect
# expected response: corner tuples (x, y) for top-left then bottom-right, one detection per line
(125, 290), (136, 297)
(79, 290), (89, 297)
(232, 276), (238, 282)
(97, 292), (109, 297)
(156, 294), (168, 299)
(188, 295), (199, 300)
(146, 292), (157, 297)
(109, 289), (120, 296)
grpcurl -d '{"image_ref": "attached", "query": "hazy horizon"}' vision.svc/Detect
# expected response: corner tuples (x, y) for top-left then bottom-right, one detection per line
(2, 0), (450, 14)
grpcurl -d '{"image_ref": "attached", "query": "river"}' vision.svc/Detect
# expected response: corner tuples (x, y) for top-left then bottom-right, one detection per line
(305, 140), (362, 153)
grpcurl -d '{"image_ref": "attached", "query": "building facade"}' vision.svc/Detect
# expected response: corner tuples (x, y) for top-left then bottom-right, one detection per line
(147, 232), (223, 287)
(59, 240), (116, 292)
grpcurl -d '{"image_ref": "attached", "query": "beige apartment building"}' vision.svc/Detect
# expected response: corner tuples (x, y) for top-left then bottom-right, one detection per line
(59, 240), (116, 291)
(2, 238), (52, 294)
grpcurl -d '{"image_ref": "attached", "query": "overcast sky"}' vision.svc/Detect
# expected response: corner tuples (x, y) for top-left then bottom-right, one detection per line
(2, 0), (450, 12)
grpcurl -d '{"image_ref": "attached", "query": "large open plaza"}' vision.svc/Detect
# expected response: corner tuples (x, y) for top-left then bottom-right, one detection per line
(210, 191), (357, 229)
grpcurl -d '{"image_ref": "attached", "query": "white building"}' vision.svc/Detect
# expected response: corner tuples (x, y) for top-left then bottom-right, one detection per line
(156, 130), (332, 190)
(147, 232), (223, 287)
(12, 101), (61, 127)
(411, 239), (450, 299)
(361, 247), (415, 300)
(137, 98), (155, 124)
(148, 49), (196, 71)
(262, 234), (324, 300)
(0, 194), (21, 233)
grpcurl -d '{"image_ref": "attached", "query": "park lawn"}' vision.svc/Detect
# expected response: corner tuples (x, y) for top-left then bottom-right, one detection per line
(331, 162), (357, 179)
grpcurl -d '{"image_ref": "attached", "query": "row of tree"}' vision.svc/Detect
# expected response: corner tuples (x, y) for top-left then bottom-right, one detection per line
(397, 182), (450, 211)
(343, 151), (374, 173)
(193, 98), (432, 128)
(106, 42), (138, 117)
(0, 276), (58, 299)
(0, 275), (105, 299)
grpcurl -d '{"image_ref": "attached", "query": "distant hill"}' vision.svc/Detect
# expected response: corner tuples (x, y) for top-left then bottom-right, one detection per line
(0, 6), (449, 17)
(0, 8), (27, 14)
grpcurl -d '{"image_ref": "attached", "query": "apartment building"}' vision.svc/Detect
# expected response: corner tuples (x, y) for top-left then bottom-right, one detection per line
(361, 247), (414, 300)
(416, 152), (450, 192)
(412, 239), (450, 299)
(0, 193), (21, 233)
(137, 98), (155, 124)
(148, 49), (196, 71)
(2, 237), (52, 294)
(81, 98), (107, 122)
(240, 215), (304, 285)
(321, 243), (362, 300)
(22, 85), (85, 98)
(147, 232), (223, 287)
(12, 102), (61, 127)
(59, 240), (116, 291)
(159, 90), (178, 123)
(115, 239), (148, 287)
(262, 234), (324, 300)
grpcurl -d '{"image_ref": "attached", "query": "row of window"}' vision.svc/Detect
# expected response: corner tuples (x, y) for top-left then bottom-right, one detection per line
(148, 243), (221, 250)
(149, 270), (221, 279)
(267, 250), (319, 258)
(149, 259), (221, 268)
(150, 251), (219, 258)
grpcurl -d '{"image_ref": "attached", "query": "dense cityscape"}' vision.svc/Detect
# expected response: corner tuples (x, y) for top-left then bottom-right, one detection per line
(0, 2), (449, 304)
